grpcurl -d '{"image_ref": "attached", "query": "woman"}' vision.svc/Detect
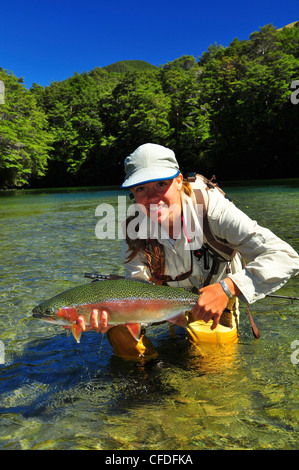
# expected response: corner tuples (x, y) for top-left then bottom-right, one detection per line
(89, 143), (299, 358)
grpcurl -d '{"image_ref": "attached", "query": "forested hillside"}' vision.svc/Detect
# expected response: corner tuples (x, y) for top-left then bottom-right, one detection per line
(0, 23), (298, 189)
(103, 60), (158, 73)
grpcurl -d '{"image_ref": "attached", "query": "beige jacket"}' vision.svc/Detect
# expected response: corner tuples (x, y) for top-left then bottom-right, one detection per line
(121, 187), (299, 305)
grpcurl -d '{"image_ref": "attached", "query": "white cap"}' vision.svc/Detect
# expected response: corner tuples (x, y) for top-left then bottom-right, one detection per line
(121, 143), (180, 188)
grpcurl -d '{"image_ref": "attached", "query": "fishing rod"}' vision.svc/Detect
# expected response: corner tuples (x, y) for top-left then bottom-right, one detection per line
(266, 294), (299, 301)
(245, 293), (299, 340)
(84, 273), (124, 281)
(84, 273), (110, 280)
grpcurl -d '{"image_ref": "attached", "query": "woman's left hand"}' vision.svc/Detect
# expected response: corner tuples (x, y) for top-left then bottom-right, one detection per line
(191, 279), (241, 330)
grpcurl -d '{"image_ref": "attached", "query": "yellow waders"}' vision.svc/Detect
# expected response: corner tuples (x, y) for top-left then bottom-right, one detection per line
(186, 297), (239, 347)
(106, 326), (158, 360)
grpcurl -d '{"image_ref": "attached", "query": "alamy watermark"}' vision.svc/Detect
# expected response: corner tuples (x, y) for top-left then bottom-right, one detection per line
(0, 340), (4, 364)
(95, 196), (204, 249)
(290, 80), (299, 105)
(0, 80), (4, 104)
(291, 340), (299, 365)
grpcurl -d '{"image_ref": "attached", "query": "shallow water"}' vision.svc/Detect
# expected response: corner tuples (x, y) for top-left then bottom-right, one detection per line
(0, 181), (298, 450)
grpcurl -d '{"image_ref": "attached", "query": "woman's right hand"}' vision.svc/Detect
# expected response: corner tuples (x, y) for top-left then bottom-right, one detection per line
(76, 309), (113, 333)
(89, 309), (113, 333)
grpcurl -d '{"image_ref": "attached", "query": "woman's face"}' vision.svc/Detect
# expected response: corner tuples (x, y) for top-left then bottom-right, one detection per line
(130, 174), (183, 234)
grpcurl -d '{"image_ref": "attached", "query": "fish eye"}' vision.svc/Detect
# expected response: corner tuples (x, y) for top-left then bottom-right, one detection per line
(46, 309), (52, 314)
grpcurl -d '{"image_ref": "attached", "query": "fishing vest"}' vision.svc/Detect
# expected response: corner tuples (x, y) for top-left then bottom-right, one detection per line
(186, 174), (237, 286)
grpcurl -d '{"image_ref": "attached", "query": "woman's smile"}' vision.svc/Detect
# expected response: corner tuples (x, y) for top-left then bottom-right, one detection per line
(149, 202), (168, 214)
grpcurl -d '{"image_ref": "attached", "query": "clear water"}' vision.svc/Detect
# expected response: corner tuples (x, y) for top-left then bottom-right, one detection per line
(0, 181), (298, 450)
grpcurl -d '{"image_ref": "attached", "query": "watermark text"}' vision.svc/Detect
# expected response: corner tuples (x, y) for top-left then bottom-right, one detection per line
(0, 80), (4, 104)
(291, 340), (299, 365)
(95, 196), (204, 249)
(0, 340), (4, 364)
(290, 80), (299, 105)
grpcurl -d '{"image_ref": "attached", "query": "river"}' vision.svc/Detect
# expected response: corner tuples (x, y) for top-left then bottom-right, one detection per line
(0, 180), (298, 450)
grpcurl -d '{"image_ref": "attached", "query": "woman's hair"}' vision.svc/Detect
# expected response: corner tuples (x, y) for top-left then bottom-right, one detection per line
(124, 178), (192, 280)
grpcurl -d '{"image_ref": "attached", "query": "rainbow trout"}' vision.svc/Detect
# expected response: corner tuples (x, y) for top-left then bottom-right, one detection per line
(32, 279), (198, 343)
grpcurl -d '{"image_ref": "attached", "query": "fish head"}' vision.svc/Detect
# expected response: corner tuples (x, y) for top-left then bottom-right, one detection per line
(32, 301), (78, 326)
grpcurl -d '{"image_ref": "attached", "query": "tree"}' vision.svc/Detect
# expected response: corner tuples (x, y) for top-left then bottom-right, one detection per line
(160, 57), (211, 173)
(32, 70), (116, 186)
(0, 70), (52, 188)
(2, 22), (298, 187)
(197, 25), (299, 179)
(97, 70), (172, 183)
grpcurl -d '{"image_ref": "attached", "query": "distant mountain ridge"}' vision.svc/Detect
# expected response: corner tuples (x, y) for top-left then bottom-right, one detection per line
(102, 22), (298, 72)
(103, 60), (159, 73)
(278, 20), (298, 30)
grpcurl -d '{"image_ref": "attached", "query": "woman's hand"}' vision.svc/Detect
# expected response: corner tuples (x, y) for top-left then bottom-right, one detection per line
(76, 309), (113, 333)
(191, 278), (240, 330)
(89, 309), (111, 333)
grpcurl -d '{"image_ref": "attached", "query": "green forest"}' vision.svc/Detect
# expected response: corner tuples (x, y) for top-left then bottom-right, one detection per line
(0, 23), (298, 189)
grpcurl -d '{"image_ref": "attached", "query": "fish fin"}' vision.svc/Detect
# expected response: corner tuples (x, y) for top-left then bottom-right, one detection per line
(71, 323), (82, 343)
(168, 313), (188, 328)
(125, 323), (142, 341)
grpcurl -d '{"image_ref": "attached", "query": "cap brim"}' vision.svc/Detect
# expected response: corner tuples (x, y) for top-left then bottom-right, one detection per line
(121, 168), (180, 188)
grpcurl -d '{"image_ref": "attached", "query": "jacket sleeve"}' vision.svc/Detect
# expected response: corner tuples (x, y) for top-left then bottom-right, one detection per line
(206, 189), (299, 304)
(121, 238), (151, 281)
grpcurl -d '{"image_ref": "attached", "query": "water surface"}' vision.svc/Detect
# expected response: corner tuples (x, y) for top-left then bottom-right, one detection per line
(0, 181), (298, 450)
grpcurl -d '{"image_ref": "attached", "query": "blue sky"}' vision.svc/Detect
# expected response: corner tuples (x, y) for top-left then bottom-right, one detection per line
(1, 0), (297, 89)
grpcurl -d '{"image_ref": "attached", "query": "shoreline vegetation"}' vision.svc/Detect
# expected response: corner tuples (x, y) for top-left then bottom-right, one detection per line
(1, 177), (298, 195)
(0, 22), (298, 190)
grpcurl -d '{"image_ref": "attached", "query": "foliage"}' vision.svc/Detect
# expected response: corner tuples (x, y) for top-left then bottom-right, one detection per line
(0, 70), (53, 187)
(103, 60), (158, 74)
(198, 24), (299, 179)
(0, 23), (298, 188)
